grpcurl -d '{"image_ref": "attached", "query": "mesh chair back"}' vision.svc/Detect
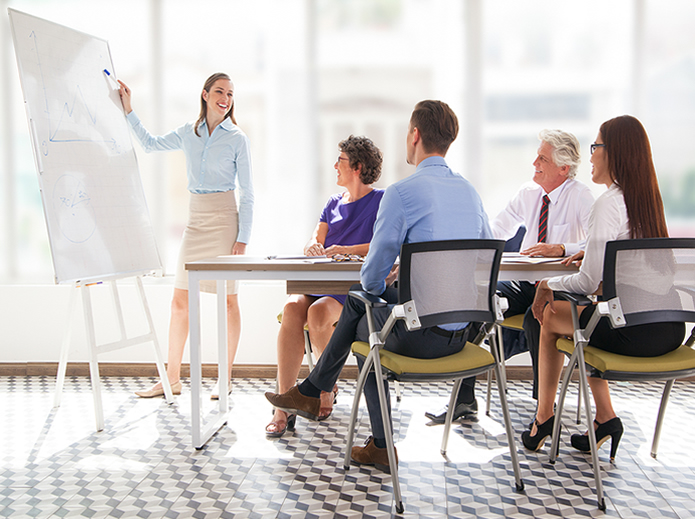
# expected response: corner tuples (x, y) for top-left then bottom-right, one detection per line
(398, 239), (505, 328)
(603, 238), (695, 326)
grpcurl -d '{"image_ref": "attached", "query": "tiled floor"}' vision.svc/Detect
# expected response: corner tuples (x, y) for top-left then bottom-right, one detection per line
(1, 375), (695, 518)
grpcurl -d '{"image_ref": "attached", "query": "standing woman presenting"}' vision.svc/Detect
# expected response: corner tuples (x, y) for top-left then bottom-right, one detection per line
(118, 73), (254, 399)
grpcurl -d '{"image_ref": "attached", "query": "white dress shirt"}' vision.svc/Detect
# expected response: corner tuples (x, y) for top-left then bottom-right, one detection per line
(546, 183), (629, 295)
(491, 178), (594, 256)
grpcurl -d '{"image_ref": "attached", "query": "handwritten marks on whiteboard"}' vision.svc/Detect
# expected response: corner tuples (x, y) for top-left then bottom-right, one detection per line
(53, 175), (96, 244)
(10, 9), (161, 284)
(27, 29), (123, 154)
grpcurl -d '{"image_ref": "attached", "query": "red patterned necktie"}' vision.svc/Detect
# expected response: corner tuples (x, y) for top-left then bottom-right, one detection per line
(538, 195), (550, 243)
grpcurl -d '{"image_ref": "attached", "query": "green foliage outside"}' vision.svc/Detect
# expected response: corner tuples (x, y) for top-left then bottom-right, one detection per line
(662, 170), (695, 218)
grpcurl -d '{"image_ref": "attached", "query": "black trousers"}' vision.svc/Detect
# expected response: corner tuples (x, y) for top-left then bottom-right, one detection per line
(453, 280), (540, 403)
(306, 283), (473, 440)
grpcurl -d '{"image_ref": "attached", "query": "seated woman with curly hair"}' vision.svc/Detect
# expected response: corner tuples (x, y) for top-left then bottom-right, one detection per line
(266, 135), (384, 438)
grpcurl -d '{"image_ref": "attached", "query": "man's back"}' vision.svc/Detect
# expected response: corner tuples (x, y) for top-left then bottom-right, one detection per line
(361, 156), (491, 295)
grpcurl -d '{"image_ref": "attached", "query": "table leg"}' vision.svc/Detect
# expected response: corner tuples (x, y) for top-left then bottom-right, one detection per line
(189, 273), (203, 448)
(217, 280), (229, 412)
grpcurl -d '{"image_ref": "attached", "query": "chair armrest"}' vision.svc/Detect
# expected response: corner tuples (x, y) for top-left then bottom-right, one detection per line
(554, 291), (593, 306)
(348, 290), (388, 308)
(348, 289), (405, 348)
(553, 291), (593, 335)
(495, 295), (509, 323)
(686, 328), (695, 348)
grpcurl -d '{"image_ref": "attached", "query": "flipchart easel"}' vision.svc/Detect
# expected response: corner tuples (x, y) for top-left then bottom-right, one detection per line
(54, 276), (173, 431)
(9, 9), (171, 432)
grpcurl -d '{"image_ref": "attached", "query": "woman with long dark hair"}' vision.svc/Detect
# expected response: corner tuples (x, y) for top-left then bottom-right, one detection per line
(521, 115), (684, 459)
(118, 73), (254, 399)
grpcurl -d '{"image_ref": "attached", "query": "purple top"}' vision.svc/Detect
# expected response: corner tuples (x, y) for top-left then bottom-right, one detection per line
(321, 189), (384, 247)
(314, 189), (384, 304)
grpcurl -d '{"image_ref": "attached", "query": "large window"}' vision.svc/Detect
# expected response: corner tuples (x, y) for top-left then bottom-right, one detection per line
(2, 0), (695, 283)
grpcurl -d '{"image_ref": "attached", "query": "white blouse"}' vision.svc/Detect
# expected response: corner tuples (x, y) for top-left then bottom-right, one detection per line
(546, 183), (629, 295)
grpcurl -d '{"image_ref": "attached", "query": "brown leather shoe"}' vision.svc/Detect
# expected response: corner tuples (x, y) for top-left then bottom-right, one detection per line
(351, 436), (398, 473)
(265, 386), (321, 421)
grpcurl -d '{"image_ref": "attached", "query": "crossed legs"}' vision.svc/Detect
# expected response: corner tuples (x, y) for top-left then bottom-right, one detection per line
(268, 295), (343, 433)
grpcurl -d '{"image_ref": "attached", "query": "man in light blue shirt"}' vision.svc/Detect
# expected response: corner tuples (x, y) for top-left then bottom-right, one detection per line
(266, 100), (491, 470)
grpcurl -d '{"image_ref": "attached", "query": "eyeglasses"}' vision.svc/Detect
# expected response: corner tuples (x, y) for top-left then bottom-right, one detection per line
(590, 143), (605, 154)
(332, 254), (364, 262)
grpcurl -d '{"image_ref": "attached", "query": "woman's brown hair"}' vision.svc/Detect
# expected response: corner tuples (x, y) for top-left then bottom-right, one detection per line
(599, 115), (668, 239)
(194, 73), (236, 137)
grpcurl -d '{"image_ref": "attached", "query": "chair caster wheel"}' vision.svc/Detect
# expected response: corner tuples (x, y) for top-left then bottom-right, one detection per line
(343, 465), (349, 471)
(395, 502), (404, 514)
(515, 481), (525, 492)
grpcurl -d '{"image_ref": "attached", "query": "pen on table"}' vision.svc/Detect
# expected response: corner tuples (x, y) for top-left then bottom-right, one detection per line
(103, 69), (119, 87)
(84, 282), (103, 287)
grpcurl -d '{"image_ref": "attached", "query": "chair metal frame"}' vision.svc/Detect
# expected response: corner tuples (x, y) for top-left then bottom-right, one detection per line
(547, 237), (695, 510)
(342, 239), (525, 514)
(489, 315), (583, 425)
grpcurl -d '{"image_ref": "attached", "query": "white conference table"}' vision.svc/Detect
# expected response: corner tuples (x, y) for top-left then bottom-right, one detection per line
(185, 254), (577, 448)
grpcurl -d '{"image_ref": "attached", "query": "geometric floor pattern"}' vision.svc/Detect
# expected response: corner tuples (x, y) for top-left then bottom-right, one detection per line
(2, 375), (695, 518)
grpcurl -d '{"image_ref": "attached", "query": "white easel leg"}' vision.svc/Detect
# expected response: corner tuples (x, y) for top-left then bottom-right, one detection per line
(54, 285), (78, 408)
(82, 285), (105, 431)
(135, 277), (173, 404)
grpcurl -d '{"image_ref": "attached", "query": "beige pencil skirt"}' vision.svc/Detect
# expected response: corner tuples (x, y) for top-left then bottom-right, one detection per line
(174, 191), (239, 295)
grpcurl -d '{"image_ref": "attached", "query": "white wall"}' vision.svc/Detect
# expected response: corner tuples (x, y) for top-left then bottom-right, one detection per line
(1, 277), (529, 368)
(1, 279), (287, 365)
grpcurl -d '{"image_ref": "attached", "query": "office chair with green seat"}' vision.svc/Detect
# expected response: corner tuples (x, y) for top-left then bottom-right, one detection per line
(547, 238), (695, 510)
(485, 314), (524, 415)
(343, 239), (524, 514)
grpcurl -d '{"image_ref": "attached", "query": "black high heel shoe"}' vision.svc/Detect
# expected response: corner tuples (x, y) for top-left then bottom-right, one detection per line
(570, 417), (623, 461)
(521, 415), (557, 451)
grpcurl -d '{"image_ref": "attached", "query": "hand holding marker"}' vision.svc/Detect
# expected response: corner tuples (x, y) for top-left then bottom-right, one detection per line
(103, 68), (118, 87)
(104, 69), (132, 113)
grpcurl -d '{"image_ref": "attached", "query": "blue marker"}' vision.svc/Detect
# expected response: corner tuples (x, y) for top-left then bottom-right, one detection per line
(103, 69), (119, 87)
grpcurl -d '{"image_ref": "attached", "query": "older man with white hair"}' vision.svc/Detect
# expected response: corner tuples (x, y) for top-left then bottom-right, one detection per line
(426, 129), (594, 424)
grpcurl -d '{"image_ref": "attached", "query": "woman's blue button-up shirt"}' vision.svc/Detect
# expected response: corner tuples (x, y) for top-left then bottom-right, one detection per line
(127, 111), (254, 244)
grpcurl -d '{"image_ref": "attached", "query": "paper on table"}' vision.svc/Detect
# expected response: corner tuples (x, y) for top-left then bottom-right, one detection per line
(502, 252), (564, 264)
(266, 255), (326, 260)
(266, 255), (334, 263)
(302, 257), (334, 263)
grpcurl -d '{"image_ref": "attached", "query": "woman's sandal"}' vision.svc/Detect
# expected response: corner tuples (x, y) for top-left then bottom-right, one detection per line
(265, 411), (296, 438)
(318, 385), (339, 421)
